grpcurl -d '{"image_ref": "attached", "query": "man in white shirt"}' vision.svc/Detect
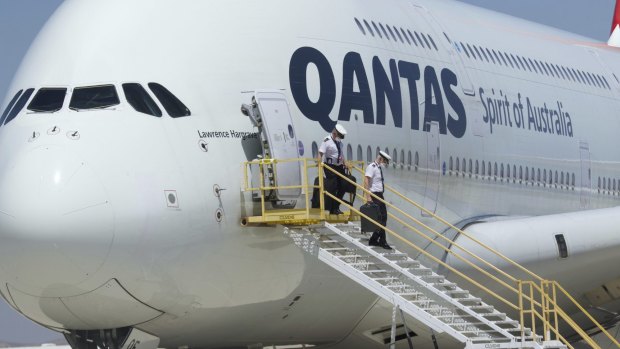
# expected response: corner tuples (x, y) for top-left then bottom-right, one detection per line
(364, 151), (392, 249)
(318, 124), (347, 215)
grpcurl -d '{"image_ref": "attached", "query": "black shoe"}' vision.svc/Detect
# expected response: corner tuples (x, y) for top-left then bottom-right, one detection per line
(330, 209), (344, 215)
(368, 240), (380, 247)
(381, 243), (393, 250)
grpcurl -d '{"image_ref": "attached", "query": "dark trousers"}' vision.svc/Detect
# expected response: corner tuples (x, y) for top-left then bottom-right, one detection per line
(324, 163), (346, 212)
(369, 192), (388, 244)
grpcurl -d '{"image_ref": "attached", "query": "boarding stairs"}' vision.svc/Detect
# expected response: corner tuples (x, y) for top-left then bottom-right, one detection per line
(284, 221), (563, 349)
(241, 155), (620, 349)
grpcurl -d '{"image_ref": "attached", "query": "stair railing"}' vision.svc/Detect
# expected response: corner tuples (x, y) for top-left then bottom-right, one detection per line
(320, 162), (618, 349)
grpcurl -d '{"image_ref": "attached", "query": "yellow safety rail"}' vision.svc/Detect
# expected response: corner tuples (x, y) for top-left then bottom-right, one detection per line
(241, 158), (362, 225)
(241, 158), (619, 348)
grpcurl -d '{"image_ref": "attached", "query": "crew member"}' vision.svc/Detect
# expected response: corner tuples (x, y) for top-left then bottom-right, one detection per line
(318, 124), (347, 215)
(364, 151), (392, 249)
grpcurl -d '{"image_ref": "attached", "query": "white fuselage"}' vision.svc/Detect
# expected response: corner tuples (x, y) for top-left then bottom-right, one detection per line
(1, 0), (620, 348)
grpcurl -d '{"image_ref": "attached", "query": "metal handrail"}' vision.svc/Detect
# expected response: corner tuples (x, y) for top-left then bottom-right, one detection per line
(323, 162), (618, 348)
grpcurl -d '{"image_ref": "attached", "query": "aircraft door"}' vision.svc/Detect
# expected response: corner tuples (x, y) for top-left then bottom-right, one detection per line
(579, 141), (591, 209)
(243, 91), (301, 201)
(411, 4), (476, 96)
(423, 121), (441, 215)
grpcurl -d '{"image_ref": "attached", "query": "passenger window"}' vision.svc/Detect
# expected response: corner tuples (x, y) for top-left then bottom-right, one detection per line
(357, 145), (363, 162)
(400, 150), (405, 168)
(378, 23), (390, 40)
(414, 152), (419, 171)
(528, 58), (538, 73)
(469, 159), (473, 177)
(354, 18), (366, 35)
(494, 162), (498, 180)
(388, 26), (405, 44)
(519, 166), (523, 182)
(462, 158), (466, 177)
(420, 33), (432, 48)
(407, 151), (412, 170)
(479, 46), (489, 62)
(312, 142), (318, 158)
(123, 83), (162, 117)
(487, 161), (492, 178)
(372, 22), (383, 38)
(525, 166), (529, 182)
(148, 83), (191, 117)
(427, 35), (438, 50)
(506, 164), (510, 179)
(70, 85), (120, 111)
(407, 30), (418, 46)
(475, 160), (479, 176)
(415, 32), (426, 48)
(0, 90), (24, 125)
(537, 168), (541, 184)
(460, 43), (470, 58)
(376, 147), (381, 158)
(346, 144), (353, 160)
(367, 146), (372, 163)
(363, 20), (375, 37)
(572, 173), (575, 188)
(386, 26), (398, 41)
(400, 28), (411, 44)
(392, 148), (397, 168)
(5, 88), (35, 125)
(500, 163), (504, 179)
(485, 48), (496, 64)
(455, 157), (460, 173)
(28, 88), (67, 113)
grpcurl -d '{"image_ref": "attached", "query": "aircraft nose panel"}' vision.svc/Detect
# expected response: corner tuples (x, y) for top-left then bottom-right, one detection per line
(0, 145), (113, 295)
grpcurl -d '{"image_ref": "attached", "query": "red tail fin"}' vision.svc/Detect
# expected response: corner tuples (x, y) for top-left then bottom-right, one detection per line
(612, 0), (620, 33)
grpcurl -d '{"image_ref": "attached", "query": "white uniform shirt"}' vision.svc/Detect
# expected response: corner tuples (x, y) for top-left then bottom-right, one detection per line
(319, 137), (343, 165)
(365, 162), (384, 193)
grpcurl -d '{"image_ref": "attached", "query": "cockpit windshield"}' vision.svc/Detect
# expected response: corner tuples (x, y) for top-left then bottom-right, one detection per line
(28, 88), (67, 113)
(69, 85), (120, 111)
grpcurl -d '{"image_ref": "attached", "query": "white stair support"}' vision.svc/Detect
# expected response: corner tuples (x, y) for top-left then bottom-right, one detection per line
(283, 221), (567, 349)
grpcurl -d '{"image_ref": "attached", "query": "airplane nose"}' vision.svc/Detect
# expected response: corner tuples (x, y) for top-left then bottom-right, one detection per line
(0, 145), (114, 294)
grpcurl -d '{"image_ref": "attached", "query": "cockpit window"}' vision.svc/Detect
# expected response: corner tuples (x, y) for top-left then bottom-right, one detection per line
(0, 90), (24, 125)
(28, 88), (67, 113)
(69, 85), (120, 111)
(122, 83), (162, 117)
(148, 83), (191, 117)
(4, 88), (35, 125)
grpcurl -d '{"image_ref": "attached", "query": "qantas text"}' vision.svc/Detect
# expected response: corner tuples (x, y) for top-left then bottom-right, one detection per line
(289, 47), (467, 138)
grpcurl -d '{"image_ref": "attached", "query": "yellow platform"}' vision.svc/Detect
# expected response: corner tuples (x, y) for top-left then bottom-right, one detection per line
(243, 208), (358, 226)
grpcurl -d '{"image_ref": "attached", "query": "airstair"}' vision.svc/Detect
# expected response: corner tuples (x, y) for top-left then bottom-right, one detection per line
(241, 157), (620, 349)
(238, 92), (618, 349)
(285, 221), (552, 349)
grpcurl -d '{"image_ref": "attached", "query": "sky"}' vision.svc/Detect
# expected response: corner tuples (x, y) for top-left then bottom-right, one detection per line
(0, 0), (617, 344)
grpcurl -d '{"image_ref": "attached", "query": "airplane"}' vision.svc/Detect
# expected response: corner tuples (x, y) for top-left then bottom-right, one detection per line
(1, 0), (620, 348)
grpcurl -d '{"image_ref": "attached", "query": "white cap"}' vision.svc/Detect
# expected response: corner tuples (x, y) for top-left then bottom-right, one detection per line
(334, 124), (347, 137)
(379, 150), (392, 163)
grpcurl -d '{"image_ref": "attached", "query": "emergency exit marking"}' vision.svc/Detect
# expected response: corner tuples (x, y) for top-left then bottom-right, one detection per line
(165, 190), (179, 208)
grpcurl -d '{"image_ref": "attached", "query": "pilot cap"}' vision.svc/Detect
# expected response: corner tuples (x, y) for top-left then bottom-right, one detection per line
(379, 150), (392, 163)
(334, 124), (347, 138)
